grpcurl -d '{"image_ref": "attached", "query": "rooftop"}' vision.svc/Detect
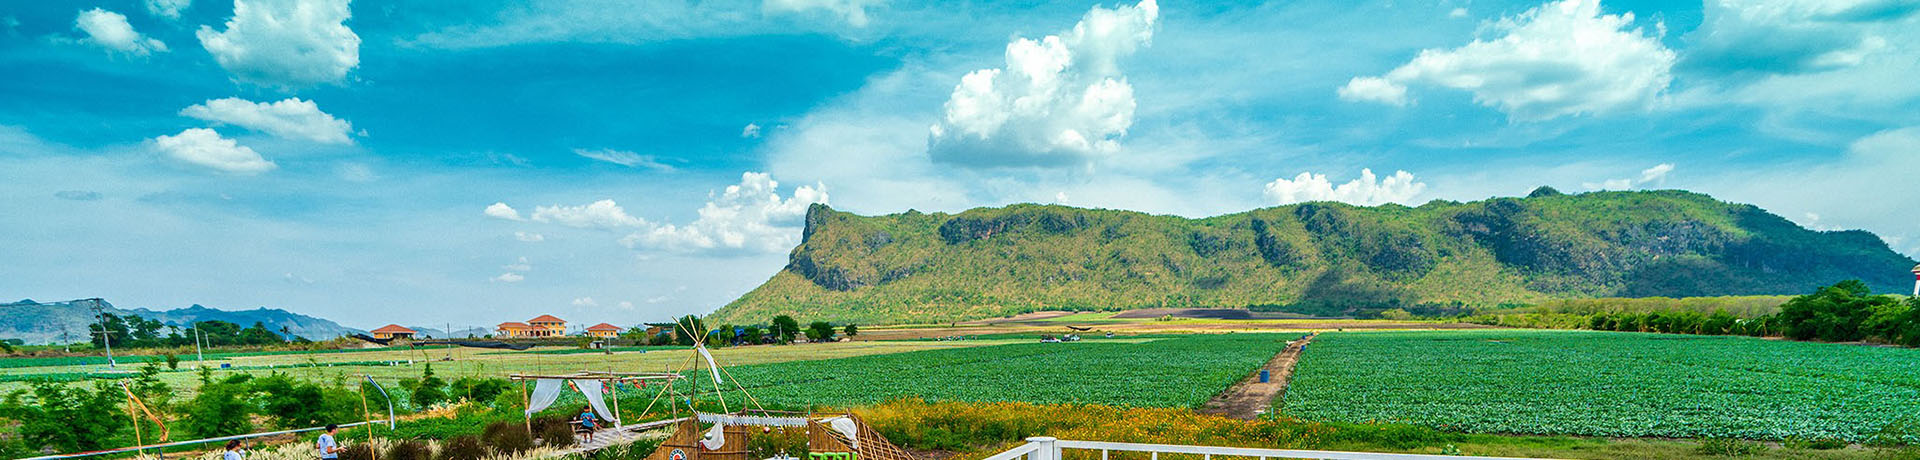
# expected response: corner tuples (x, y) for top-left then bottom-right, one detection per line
(529, 314), (566, 323)
(371, 324), (416, 334)
(586, 323), (622, 331)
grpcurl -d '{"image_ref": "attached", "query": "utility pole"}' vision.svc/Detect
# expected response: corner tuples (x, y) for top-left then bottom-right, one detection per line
(87, 298), (116, 369)
(191, 323), (205, 364)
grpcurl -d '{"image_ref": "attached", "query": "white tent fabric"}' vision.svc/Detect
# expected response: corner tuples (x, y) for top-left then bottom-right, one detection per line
(700, 422), (726, 449)
(524, 379), (564, 416)
(574, 379), (617, 424)
(695, 345), (724, 383)
(819, 416), (859, 449)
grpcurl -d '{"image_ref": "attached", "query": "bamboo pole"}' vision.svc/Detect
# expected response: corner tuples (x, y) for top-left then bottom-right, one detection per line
(122, 383), (143, 457)
(358, 381), (379, 460)
(523, 378), (533, 436)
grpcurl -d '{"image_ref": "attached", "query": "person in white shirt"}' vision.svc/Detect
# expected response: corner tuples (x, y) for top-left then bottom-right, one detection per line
(318, 424), (342, 459)
(223, 440), (245, 460)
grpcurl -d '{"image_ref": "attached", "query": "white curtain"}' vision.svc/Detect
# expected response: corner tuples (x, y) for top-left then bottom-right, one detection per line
(524, 379), (564, 416)
(695, 345), (724, 383)
(700, 423), (727, 449)
(574, 379), (617, 425)
(819, 416), (859, 449)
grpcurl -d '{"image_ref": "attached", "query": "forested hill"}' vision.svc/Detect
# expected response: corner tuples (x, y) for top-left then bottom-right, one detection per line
(709, 189), (1918, 325)
(0, 299), (362, 345)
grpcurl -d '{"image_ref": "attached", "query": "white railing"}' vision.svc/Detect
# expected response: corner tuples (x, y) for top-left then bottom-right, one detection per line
(998, 437), (1557, 460)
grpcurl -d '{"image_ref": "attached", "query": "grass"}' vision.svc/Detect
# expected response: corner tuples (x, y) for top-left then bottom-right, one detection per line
(1283, 329), (1920, 442)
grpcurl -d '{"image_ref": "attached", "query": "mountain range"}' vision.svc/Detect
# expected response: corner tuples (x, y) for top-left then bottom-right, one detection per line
(709, 189), (1918, 325)
(0, 299), (364, 345)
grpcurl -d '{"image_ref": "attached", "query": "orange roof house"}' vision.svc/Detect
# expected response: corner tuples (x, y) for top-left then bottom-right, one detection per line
(371, 324), (417, 340)
(497, 316), (567, 338)
(585, 323), (622, 339)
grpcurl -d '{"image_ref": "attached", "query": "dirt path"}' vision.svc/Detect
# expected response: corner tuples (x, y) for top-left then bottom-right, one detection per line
(1199, 333), (1315, 420)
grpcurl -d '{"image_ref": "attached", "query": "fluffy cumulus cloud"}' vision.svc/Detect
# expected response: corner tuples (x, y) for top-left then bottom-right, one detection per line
(927, 0), (1159, 167)
(75, 8), (168, 56)
(1583, 163), (1677, 190)
(180, 97), (354, 144)
(491, 272), (524, 283)
(741, 123), (762, 138)
(146, 0), (192, 19)
(152, 128), (276, 174)
(484, 202), (523, 221)
(1342, 0), (1675, 121)
(1684, 0), (1913, 75)
(1263, 169), (1427, 206)
(764, 0), (884, 27)
(197, 0), (360, 88)
(531, 200), (650, 229)
(574, 148), (673, 171)
(621, 172), (828, 254)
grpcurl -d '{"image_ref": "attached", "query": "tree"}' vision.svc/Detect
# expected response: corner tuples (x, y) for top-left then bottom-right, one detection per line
(771, 316), (801, 344)
(843, 324), (859, 337)
(0, 380), (129, 453)
(806, 321), (836, 342)
(183, 376), (255, 438)
(742, 326), (765, 345)
(674, 315), (708, 346)
(1777, 280), (1888, 342)
(410, 364), (449, 409)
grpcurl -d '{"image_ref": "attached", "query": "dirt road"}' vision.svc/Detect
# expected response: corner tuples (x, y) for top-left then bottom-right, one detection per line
(1199, 333), (1315, 420)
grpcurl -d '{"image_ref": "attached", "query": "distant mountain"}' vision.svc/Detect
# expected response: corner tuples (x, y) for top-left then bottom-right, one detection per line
(0, 299), (363, 345)
(407, 326), (490, 339)
(709, 189), (1918, 325)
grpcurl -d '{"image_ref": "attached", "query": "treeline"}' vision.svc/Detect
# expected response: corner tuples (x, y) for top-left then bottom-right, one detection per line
(86, 312), (298, 349)
(1472, 280), (1920, 346)
(620, 315), (857, 347)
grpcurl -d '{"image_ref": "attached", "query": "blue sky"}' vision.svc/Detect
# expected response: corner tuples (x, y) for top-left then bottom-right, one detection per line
(3, 0), (1917, 330)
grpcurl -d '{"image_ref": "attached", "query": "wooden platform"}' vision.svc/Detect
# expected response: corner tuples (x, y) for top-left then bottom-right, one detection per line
(546, 418), (688, 457)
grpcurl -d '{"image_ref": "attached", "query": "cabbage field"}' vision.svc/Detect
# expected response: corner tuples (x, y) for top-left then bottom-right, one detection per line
(1282, 329), (1920, 442)
(705, 333), (1287, 408)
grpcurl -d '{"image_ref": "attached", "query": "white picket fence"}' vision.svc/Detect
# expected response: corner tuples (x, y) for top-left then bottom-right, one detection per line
(984, 437), (1556, 460)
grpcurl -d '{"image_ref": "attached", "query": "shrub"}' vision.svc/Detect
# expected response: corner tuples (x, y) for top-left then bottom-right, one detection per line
(438, 435), (487, 460)
(388, 440), (434, 460)
(539, 421), (578, 448)
(339, 444), (380, 460)
(1698, 438), (1764, 456)
(482, 420), (534, 454)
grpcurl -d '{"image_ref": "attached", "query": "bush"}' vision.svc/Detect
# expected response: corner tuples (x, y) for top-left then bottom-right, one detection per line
(438, 435), (487, 460)
(1698, 438), (1764, 456)
(538, 421), (578, 448)
(482, 420), (534, 454)
(339, 444), (380, 460)
(388, 440), (433, 460)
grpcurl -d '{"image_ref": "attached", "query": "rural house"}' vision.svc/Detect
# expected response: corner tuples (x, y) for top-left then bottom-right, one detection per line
(371, 324), (416, 340)
(585, 323), (622, 338)
(497, 315), (569, 338)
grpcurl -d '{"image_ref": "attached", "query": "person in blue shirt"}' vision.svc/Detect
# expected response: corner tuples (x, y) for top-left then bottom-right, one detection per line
(577, 407), (598, 443)
(223, 440), (245, 460)
(317, 424), (341, 459)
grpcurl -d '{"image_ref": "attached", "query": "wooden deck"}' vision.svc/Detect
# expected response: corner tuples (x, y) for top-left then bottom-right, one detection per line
(547, 418), (687, 457)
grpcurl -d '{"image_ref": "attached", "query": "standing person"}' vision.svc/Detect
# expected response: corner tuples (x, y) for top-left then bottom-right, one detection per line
(224, 440), (245, 460)
(318, 424), (342, 459)
(577, 407), (597, 443)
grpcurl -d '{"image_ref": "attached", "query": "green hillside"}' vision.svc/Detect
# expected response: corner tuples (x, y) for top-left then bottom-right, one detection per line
(709, 189), (1917, 325)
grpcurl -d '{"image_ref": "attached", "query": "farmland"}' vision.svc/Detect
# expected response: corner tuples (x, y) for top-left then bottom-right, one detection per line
(1283, 329), (1920, 442)
(711, 333), (1288, 408)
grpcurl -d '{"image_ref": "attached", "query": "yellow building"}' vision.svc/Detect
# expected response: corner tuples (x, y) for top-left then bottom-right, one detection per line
(585, 323), (622, 338)
(497, 315), (569, 338)
(371, 324), (416, 340)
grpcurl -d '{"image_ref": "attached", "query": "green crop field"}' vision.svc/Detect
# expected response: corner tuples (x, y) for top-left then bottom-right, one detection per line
(701, 333), (1285, 409)
(1282, 329), (1920, 442)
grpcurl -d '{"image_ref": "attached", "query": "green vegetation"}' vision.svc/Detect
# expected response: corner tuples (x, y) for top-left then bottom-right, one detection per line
(1469, 280), (1920, 347)
(713, 190), (1916, 324)
(707, 334), (1283, 408)
(1283, 329), (1920, 442)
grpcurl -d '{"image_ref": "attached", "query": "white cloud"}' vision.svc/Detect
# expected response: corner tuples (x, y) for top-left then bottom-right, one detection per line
(146, 0), (192, 19)
(337, 162), (376, 182)
(1583, 163), (1676, 190)
(927, 0), (1159, 167)
(532, 199), (650, 229)
(197, 0), (360, 88)
(180, 97), (354, 144)
(574, 148), (673, 171)
(1345, 0), (1675, 121)
(1337, 76), (1409, 106)
(75, 8), (168, 56)
(514, 231), (545, 242)
(741, 123), (762, 138)
(764, 0), (883, 27)
(1263, 169), (1427, 206)
(571, 297), (597, 307)
(1450, 7), (1469, 18)
(152, 128), (276, 174)
(621, 171), (828, 253)
(621, 300), (639, 309)
(491, 272), (524, 283)
(484, 202), (523, 221)
(502, 256), (531, 272)
(1683, 0), (1909, 75)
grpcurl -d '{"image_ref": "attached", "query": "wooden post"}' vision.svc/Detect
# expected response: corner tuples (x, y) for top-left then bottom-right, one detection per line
(360, 381), (379, 460)
(523, 378), (533, 436)
(123, 383), (144, 457)
(609, 379), (623, 430)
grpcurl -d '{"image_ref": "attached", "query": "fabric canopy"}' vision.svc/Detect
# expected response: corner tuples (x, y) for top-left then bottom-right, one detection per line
(524, 378), (619, 425)
(574, 379), (617, 424)
(525, 379), (564, 416)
